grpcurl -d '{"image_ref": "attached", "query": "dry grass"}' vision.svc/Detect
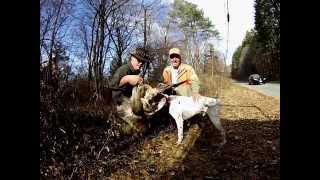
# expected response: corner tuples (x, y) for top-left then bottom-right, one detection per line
(199, 74), (232, 97)
(199, 75), (279, 121)
(110, 124), (202, 179)
(107, 77), (280, 179)
(41, 76), (280, 179)
(219, 84), (280, 121)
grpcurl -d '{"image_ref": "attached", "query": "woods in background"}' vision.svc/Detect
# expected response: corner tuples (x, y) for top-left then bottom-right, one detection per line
(40, 0), (226, 94)
(40, 1), (227, 178)
(231, 0), (280, 81)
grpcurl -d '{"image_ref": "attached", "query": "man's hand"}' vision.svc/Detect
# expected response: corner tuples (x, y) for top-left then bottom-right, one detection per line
(192, 92), (201, 102)
(119, 75), (143, 86)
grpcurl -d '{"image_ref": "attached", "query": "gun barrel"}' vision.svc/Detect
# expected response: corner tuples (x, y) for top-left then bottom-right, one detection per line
(158, 80), (188, 93)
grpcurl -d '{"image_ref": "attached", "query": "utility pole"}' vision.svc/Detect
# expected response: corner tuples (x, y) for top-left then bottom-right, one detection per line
(142, 7), (149, 78)
(144, 8), (147, 50)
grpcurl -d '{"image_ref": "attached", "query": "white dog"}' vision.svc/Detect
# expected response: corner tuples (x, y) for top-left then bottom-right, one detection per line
(134, 84), (226, 145)
(165, 95), (226, 145)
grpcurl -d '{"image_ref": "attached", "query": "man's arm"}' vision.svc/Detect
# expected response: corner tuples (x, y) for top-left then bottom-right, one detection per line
(119, 75), (143, 86)
(189, 68), (200, 93)
(110, 66), (126, 88)
(189, 67), (201, 101)
(162, 67), (171, 85)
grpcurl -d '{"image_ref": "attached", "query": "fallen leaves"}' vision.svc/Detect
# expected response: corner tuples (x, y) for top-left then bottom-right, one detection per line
(116, 83), (280, 179)
(40, 82), (280, 179)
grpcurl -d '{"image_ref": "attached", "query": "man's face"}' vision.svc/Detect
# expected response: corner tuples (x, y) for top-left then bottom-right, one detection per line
(170, 54), (181, 69)
(130, 56), (144, 70)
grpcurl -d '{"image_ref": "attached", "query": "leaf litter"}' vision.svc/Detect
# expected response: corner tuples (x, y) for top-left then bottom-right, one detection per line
(40, 83), (280, 179)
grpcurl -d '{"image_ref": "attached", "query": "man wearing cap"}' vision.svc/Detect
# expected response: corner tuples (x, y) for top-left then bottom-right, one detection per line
(110, 48), (148, 104)
(162, 48), (201, 101)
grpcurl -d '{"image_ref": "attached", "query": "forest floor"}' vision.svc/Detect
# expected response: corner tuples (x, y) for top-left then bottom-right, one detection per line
(40, 82), (280, 179)
(107, 83), (280, 179)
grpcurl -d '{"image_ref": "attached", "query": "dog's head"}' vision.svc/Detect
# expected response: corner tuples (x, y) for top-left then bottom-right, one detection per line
(131, 83), (166, 116)
(141, 87), (167, 116)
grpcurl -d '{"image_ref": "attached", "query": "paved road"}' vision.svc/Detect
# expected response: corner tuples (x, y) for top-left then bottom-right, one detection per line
(234, 81), (280, 98)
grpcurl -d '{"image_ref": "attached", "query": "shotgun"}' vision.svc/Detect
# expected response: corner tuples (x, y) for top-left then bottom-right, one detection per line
(157, 80), (189, 94)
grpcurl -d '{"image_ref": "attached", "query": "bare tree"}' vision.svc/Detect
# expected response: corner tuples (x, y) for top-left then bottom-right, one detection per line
(79, 0), (130, 102)
(137, 0), (168, 78)
(107, 1), (140, 75)
(169, 0), (219, 72)
(40, 0), (74, 88)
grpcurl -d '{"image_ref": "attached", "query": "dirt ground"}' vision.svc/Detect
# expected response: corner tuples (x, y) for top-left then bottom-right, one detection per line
(40, 83), (280, 179)
(108, 84), (280, 179)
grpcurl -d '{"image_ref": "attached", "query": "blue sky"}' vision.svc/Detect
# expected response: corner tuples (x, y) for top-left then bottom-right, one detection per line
(48, 0), (255, 72)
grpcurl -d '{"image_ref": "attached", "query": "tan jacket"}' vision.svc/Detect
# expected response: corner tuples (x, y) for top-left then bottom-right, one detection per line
(162, 63), (200, 96)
